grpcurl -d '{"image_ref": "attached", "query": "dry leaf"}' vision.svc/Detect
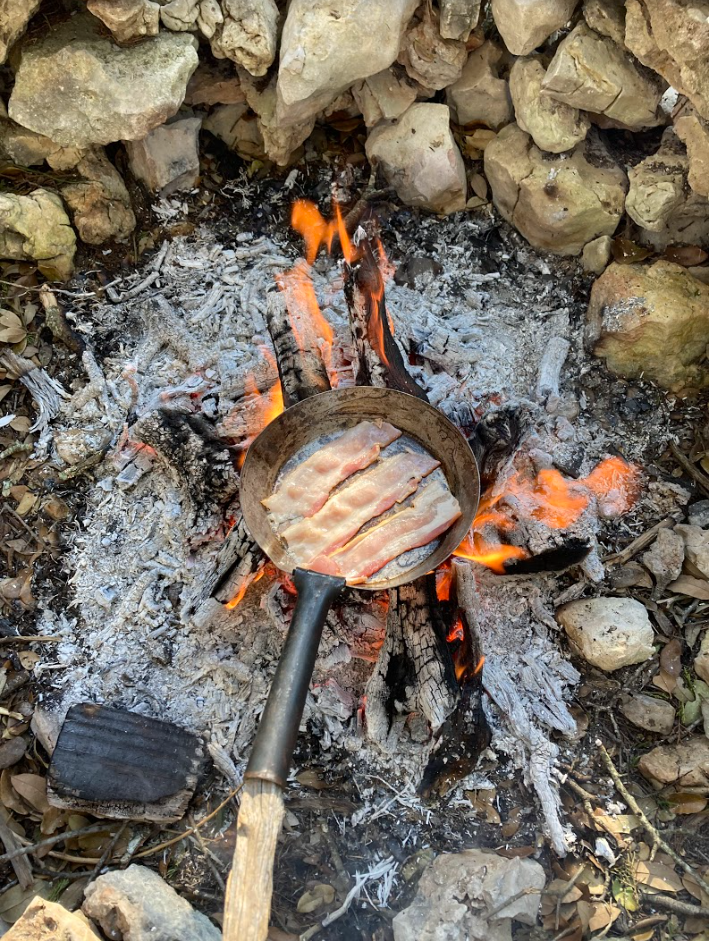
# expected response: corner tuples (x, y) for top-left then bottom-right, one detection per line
(663, 245), (709, 266)
(668, 575), (709, 600)
(11, 773), (50, 814)
(0, 769), (30, 815)
(17, 650), (39, 670)
(682, 870), (709, 907)
(467, 788), (501, 824)
(0, 310), (26, 345)
(9, 416), (30, 434)
(611, 237), (652, 263)
(296, 883), (335, 913)
(295, 770), (329, 790)
(0, 881), (51, 924)
(634, 859), (684, 893)
(666, 792), (708, 814)
(15, 492), (37, 517)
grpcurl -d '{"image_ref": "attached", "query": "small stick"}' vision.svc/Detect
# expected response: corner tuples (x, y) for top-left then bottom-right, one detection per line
(670, 443), (709, 498)
(133, 785), (242, 859)
(88, 820), (128, 880)
(189, 814), (226, 892)
(603, 519), (674, 565)
(0, 821), (115, 864)
(0, 635), (59, 644)
(0, 442), (33, 461)
(597, 742), (709, 897)
(638, 886), (709, 918)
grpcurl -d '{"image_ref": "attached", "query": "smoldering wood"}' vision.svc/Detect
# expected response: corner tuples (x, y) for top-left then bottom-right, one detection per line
(504, 536), (591, 575)
(266, 287), (330, 408)
(47, 703), (205, 823)
(468, 405), (530, 490)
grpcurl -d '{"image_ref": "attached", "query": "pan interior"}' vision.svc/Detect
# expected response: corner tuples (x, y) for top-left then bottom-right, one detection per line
(239, 388), (480, 590)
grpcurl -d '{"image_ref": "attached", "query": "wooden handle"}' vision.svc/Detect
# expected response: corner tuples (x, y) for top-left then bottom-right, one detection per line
(223, 778), (285, 941)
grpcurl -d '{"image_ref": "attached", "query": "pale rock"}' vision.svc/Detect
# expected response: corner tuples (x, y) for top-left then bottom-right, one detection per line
(638, 736), (709, 794)
(196, 0), (222, 38)
(4, 898), (98, 941)
(54, 428), (109, 466)
(203, 102), (264, 161)
(160, 0), (199, 31)
(556, 597), (655, 671)
(0, 121), (85, 170)
(398, 9), (467, 91)
(689, 501), (709, 529)
(440, 0), (482, 40)
(61, 149), (136, 244)
(8, 17), (198, 148)
(675, 107), (709, 198)
(365, 102), (467, 214)
(393, 849), (545, 941)
(83, 865), (220, 941)
(351, 69), (419, 128)
(585, 261), (709, 392)
(642, 526), (684, 590)
(0, 188), (75, 280)
(695, 630), (709, 684)
(509, 56), (589, 152)
(319, 89), (362, 121)
(86, 0), (160, 43)
(620, 693), (675, 735)
(581, 235), (612, 273)
(185, 61), (244, 107)
(674, 524), (709, 579)
(239, 72), (315, 166)
(624, 0), (709, 122)
(277, 0), (418, 127)
(126, 114), (202, 195)
(582, 0), (625, 44)
(209, 0), (278, 77)
(446, 42), (513, 130)
(484, 124), (627, 255)
(0, 0), (40, 64)
(542, 22), (664, 130)
(491, 0), (579, 56)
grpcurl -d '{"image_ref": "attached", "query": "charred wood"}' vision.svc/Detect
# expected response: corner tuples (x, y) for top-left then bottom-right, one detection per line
(468, 404), (530, 491)
(267, 280), (330, 408)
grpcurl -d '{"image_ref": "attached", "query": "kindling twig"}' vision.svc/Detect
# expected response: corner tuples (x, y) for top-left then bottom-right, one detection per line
(603, 519), (674, 565)
(0, 821), (114, 864)
(638, 886), (709, 918)
(597, 742), (709, 898)
(89, 820), (128, 880)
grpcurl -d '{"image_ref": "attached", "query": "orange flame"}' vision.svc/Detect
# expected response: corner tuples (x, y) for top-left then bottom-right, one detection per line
(291, 200), (335, 265)
(276, 261), (335, 379)
(436, 565), (454, 602)
(447, 616), (465, 643)
(226, 568), (266, 609)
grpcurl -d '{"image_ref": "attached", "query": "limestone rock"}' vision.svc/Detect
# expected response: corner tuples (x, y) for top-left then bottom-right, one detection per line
(161, 0), (200, 32)
(5, 898), (98, 941)
(695, 630), (709, 684)
(209, 0), (278, 77)
(277, 0), (418, 127)
(446, 42), (513, 130)
(61, 150), (136, 244)
(581, 235), (612, 273)
(351, 69), (419, 128)
(642, 526), (684, 590)
(393, 849), (545, 941)
(620, 693), (675, 735)
(585, 261), (709, 392)
(83, 865), (220, 941)
(674, 524), (709, 579)
(624, 0), (709, 122)
(238, 72), (315, 166)
(491, 0), (579, 56)
(365, 102), (467, 214)
(556, 597), (655, 671)
(638, 736), (709, 793)
(484, 124), (627, 255)
(203, 103), (263, 160)
(542, 22), (663, 130)
(440, 0), (482, 40)
(126, 115), (201, 195)
(583, 0), (625, 44)
(675, 107), (709, 198)
(0, 189), (75, 280)
(197, 0), (222, 38)
(8, 17), (199, 148)
(185, 61), (245, 107)
(0, 121), (85, 171)
(398, 9), (467, 91)
(86, 0), (160, 43)
(509, 56), (589, 152)
(0, 0), (40, 64)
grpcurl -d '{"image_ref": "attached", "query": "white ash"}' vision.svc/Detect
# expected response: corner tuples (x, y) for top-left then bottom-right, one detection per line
(33, 204), (677, 850)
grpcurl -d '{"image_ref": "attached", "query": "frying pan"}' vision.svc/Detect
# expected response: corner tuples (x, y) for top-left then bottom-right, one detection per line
(223, 387), (480, 941)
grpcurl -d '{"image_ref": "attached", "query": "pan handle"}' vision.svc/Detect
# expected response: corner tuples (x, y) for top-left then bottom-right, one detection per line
(223, 567), (345, 941)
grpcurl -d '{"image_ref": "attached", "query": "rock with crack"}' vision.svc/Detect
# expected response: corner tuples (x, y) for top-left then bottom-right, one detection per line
(8, 16), (199, 148)
(620, 693), (675, 735)
(238, 70), (316, 166)
(0, 119), (86, 171)
(675, 105), (709, 198)
(208, 0), (279, 77)
(440, 0), (481, 40)
(366, 102), (467, 214)
(638, 736), (709, 794)
(0, 188), (76, 280)
(583, 0), (625, 44)
(446, 41), (513, 130)
(398, 7), (468, 91)
(641, 526), (684, 591)
(185, 60), (245, 107)
(585, 261), (709, 392)
(61, 149), (136, 244)
(351, 68), (419, 128)
(203, 102), (264, 161)
(542, 22), (664, 130)
(509, 56), (590, 152)
(126, 114), (202, 195)
(483, 124), (627, 255)
(0, 0), (40, 64)
(160, 0), (200, 31)
(556, 597), (655, 671)
(392, 849), (545, 941)
(491, 0), (579, 56)
(581, 234), (612, 273)
(674, 524), (709, 579)
(87, 0), (160, 43)
(5, 897), (98, 941)
(624, 0), (709, 121)
(83, 865), (221, 941)
(276, 0), (418, 127)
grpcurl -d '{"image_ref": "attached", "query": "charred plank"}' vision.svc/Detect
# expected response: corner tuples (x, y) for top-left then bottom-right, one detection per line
(266, 285), (330, 408)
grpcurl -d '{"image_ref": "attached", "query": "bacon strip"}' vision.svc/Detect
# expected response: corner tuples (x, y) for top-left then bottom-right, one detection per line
(312, 480), (462, 583)
(281, 451), (440, 563)
(263, 420), (401, 525)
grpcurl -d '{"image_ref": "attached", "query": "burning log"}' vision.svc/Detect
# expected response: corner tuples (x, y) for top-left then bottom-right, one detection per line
(265, 285), (330, 407)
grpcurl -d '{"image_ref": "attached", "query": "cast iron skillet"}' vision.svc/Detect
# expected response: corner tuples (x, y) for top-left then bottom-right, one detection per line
(223, 387), (480, 941)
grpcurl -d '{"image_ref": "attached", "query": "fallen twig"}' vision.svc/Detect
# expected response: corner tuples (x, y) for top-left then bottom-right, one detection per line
(598, 742), (709, 898)
(0, 635), (60, 644)
(106, 241), (169, 304)
(0, 442), (33, 461)
(89, 820), (128, 880)
(670, 443), (709, 498)
(0, 811), (33, 889)
(638, 885), (709, 918)
(0, 821), (115, 864)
